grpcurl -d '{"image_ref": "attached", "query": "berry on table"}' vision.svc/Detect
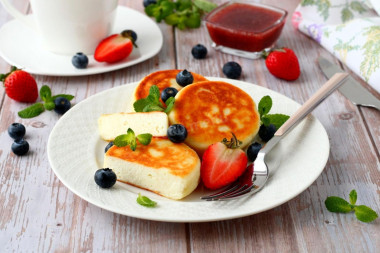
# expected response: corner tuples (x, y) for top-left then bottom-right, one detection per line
(71, 52), (89, 69)
(264, 48), (300, 81)
(143, 0), (156, 7)
(176, 69), (194, 87)
(191, 44), (208, 59)
(94, 168), (117, 188)
(105, 141), (114, 153)
(161, 87), (178, 102)
(54, 97), (71, 115)
(8, 123), (26, 140)
(258, 124), (277, 142)
(222, 61), (242, 79)
(247, 142), (262, 162)
(167, 124), (187, 143)
(11, 139), (29, 156)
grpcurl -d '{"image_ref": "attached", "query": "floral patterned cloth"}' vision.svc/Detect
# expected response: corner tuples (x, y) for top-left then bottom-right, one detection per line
(293, 0), (380, 93)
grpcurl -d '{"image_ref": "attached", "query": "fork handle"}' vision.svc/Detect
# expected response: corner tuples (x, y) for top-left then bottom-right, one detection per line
(275, 72), (348, 137)
(261, 72), (349, 154)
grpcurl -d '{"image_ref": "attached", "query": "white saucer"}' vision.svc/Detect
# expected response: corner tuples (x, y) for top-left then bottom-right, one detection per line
(0, 6), (163, 76)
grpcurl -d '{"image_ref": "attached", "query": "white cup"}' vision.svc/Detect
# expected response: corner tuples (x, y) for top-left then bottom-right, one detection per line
(0, 0), (119, 55)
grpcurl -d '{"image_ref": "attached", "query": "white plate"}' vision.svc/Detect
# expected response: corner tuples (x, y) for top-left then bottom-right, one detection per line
(0, 6), (163, 76)
(47, 78), (330, 222)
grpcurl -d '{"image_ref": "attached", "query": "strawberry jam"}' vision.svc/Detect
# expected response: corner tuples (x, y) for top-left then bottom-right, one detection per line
(205, 1), (287, 53)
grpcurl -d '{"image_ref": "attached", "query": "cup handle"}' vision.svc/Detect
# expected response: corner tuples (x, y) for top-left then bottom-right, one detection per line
(0, 0), (36, 30)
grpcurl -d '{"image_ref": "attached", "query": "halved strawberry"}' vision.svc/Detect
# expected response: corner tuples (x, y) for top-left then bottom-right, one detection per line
(201, 133), (248, 190)
(94, 30), (136, 63)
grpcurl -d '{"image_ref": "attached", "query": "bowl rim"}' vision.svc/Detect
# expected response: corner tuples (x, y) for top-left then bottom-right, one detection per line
(204, 0), (288, 34)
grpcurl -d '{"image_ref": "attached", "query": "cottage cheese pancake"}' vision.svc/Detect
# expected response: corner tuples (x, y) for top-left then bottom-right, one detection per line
(104, 137), (201, 200)
(133, 69), (208, 102)
(168, 81), (260, 155)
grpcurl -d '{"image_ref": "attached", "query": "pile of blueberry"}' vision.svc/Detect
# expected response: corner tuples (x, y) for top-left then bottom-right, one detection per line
(8, 123), (29, 156)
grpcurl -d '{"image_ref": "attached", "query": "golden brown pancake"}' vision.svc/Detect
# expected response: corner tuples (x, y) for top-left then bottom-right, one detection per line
(134, 69), (208, 102)
(168, 81), (260, 155)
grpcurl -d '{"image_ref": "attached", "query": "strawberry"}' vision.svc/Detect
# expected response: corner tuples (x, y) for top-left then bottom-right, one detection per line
(94, 30), (136, 63)
(0, 66), (38, 103)
(201, 133), (248, 190)
(264, 48), (300, 81)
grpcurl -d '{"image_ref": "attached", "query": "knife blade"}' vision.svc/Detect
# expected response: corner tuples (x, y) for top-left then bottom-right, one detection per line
(318, 57), (380, 110)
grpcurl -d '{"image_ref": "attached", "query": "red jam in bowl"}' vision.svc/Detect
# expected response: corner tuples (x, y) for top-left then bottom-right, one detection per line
(204, 1), (287, 53)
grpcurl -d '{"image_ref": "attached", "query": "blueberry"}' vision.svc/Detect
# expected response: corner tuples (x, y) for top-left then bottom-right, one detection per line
(176, 69), (194, 87)
(54, 97), (71, 115)
(143, 0), (156, 7)
(72, 52), (88, 69)
(94, 168), (117, 188)
(161, 87), (178, 102)
(121, 29), (138, 42)
(8, 123), (26, 140)
(167, 124), (187, 143)
(191, 44), (208, 59)
(105, 141), (114, 153)
(247, 142), (262, 162)
(222, 61), (242, 79)
(11, 139), (29, 156)
(258, 124), (277, 142)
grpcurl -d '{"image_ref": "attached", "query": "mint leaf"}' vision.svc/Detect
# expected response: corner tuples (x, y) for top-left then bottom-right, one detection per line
(185, 12), (201, 28)
(325, 196), (353, 213)
(127, 128), (137, 151)
(137, 193), (157, 207)
(349, 189), (357, 205)
(165, 13), (179, 25)
(258, 96), (272, 117)
(354, 205), (378, 223)
(164, 96), (175, 113)
(262, 114), (290, 129)
(133, 98), (150, 112)
(143, 104), (164, 112)
(40, 85), (52, 102)
(148, 85), (160, 104)
(52, 94), (74, 101)
(18, 103), (45, 118)
(136, 133), (152, 145)
(193, 0), (217, 12)
(114, 128), (136, 148)
(44, 101), (55, 111)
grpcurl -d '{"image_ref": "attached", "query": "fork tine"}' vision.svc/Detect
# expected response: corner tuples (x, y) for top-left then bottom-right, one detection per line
(206, 184), (249, 201)
(216, 185), (255, 200)
(200, 181), (240, 200)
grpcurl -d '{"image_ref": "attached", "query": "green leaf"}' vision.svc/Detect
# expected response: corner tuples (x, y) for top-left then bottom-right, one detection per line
(143, 104), (164, 112)
(325, 196), (353, 213)
(148, 85), (160, 103)
(165, 13), (180, 25)
(136, 133), (152, 145)
(262, 114), (290, 129)
(258, 96), (272, 117)
(114, 134), (130, 147)
(44, 101), (55, 111)
(52, 94), (74, 101)
(18, 103), (45, 118)
(137, 193), (157, 207)
(145, 4), (157, 17)
(354, 205), (378, 223)
(349, 189), (357, 205)
(185, 12), (201, 29)
(350, 1), (366, 14)
(39, 85), (52, 102)
(133, 98), (150, 112)
(176, 0), (192, 11)
(164, 96), (175, 113)
(193, 0), (217, 12)
(341, 8), (353, 23)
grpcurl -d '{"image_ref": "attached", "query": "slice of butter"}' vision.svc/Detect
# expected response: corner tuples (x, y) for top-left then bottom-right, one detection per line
(98, 112), (168, 141)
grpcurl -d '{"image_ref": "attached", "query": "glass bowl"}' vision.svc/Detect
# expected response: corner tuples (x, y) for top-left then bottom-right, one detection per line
(204, 0), (287, 59)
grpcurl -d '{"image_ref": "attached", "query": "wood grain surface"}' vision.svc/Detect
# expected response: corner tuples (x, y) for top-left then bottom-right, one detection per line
(0, 0), (379, 252)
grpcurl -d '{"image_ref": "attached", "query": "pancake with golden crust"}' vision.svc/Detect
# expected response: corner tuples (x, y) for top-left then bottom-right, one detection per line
(168, 81), (260, 155)
(133, 69), (208, 102)
(104, 137), (201, 200)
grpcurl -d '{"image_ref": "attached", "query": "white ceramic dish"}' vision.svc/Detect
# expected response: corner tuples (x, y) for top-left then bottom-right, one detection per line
(47, 77), (330, 222)
(0, 6), (163, 76)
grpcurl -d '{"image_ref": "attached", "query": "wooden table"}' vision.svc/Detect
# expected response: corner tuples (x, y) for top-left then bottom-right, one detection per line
(1, 0), (379, 252)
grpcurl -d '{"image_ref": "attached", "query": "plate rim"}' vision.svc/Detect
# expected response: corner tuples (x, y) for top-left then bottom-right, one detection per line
(47, 77), (330, 222)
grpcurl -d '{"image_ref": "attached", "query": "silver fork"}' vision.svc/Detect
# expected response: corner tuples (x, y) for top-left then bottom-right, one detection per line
(201, 73), (349, 201)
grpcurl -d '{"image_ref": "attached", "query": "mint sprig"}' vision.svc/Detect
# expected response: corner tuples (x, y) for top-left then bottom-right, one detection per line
(145, 0), (217, 30)
(133, 85), (175, 114)
(114, 128), (152, 151)
(258, 95), (290, 130)
(18, 85), (75, 118)
(137, 193), (157, 207)
(325, 189), (378, 223)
